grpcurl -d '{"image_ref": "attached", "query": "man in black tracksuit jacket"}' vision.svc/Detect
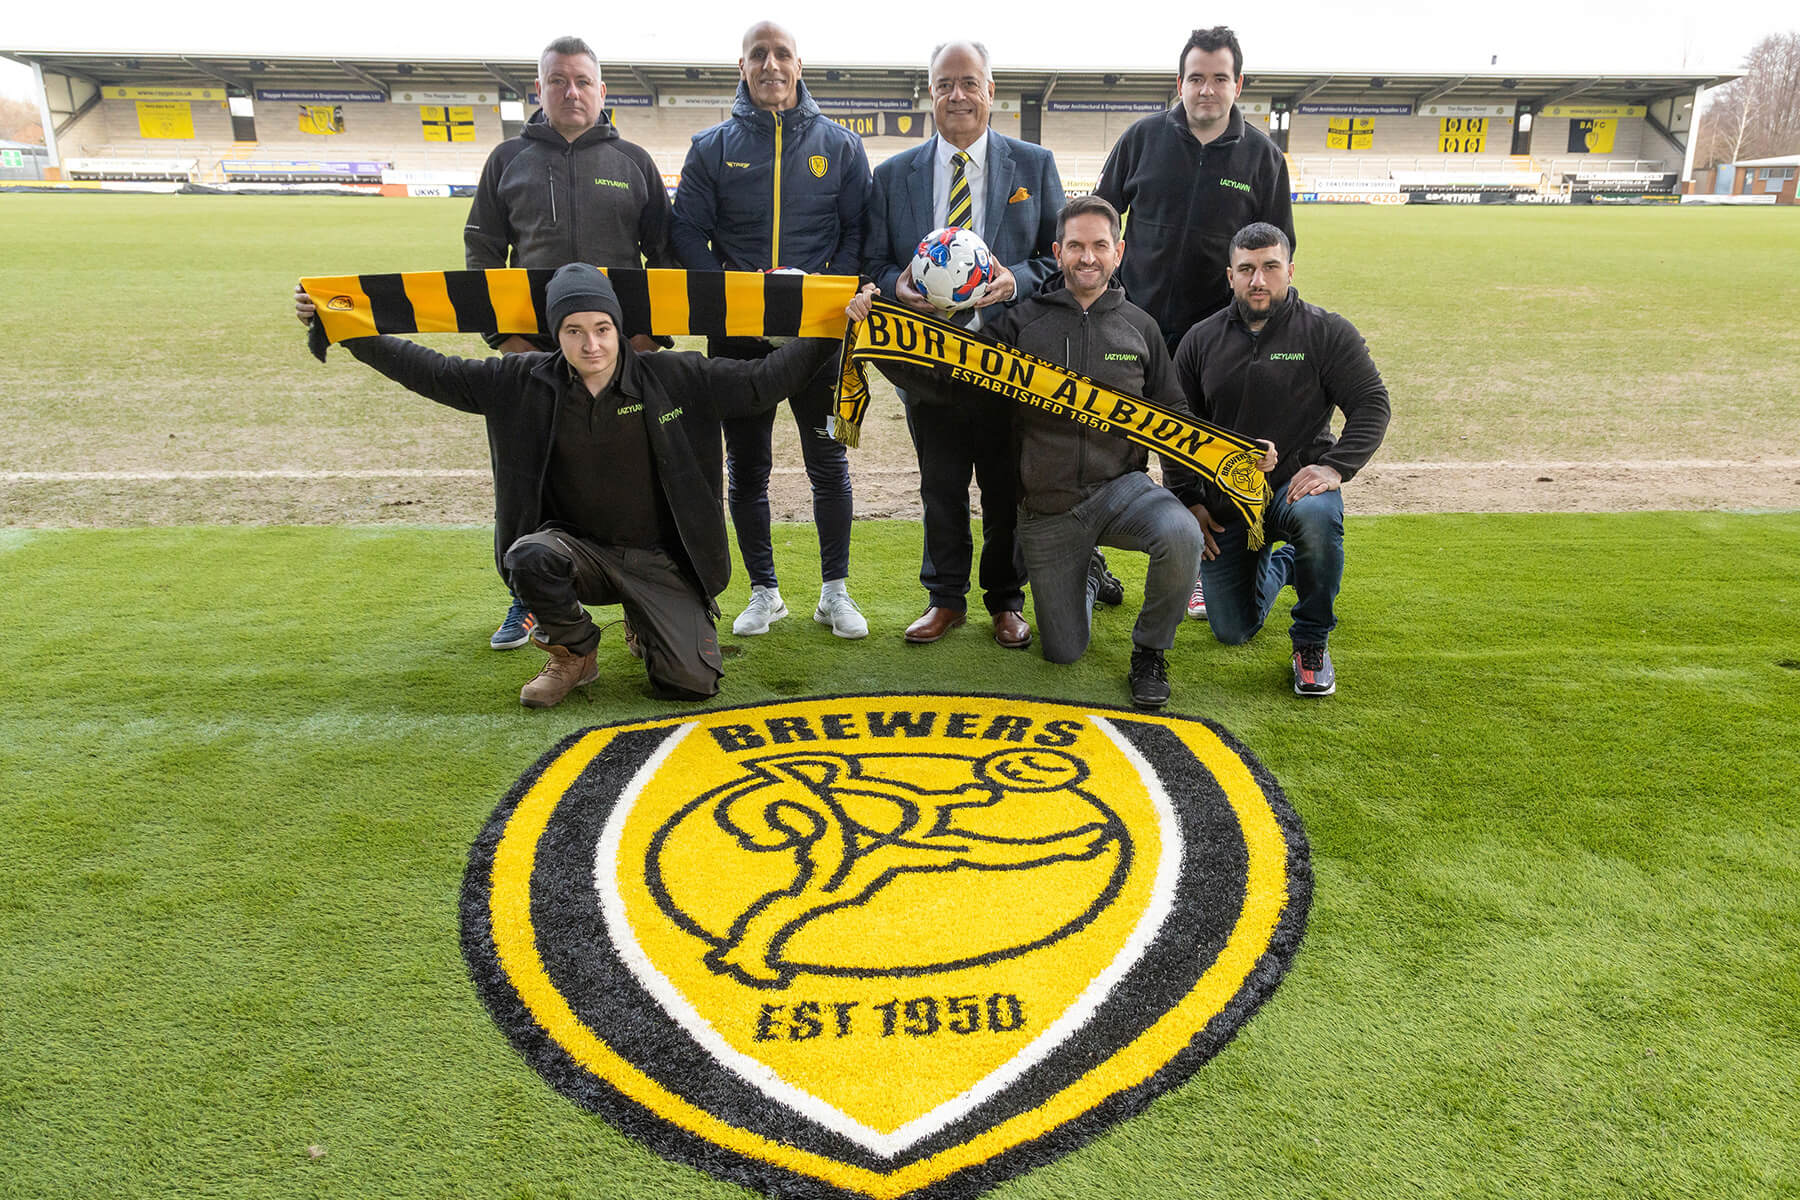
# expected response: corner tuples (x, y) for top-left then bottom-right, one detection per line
(300, 264), (843, 708)
(1175, 223), (1390, 697)
(671, 22), (874, 643)
(461, 37), (678, 650)
(1094, 26), (1295, 356)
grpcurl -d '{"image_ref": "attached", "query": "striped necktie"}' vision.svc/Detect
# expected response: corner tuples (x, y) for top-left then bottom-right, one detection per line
(946, 150), (972, 231)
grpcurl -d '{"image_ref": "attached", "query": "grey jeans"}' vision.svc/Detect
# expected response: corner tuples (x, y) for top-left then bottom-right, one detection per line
(1017, 471), (1204, 665)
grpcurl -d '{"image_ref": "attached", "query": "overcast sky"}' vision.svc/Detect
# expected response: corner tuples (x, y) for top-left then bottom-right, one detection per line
(4, 0), (1793, 101)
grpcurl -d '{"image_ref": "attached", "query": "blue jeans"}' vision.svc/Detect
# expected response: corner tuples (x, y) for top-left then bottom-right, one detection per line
(1201, 487), (1344, 650)
(712, 338), (853, 590)
(1017, 472), (1203, 665)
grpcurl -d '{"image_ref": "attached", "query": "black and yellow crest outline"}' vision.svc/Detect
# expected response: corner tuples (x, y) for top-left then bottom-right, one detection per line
(460, 694), (1311, 1200)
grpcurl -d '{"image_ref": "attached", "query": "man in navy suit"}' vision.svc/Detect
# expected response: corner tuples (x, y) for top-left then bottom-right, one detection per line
(865, 41), (1064, 650)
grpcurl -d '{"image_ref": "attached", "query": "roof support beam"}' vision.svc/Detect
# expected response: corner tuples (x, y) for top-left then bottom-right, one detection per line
(1291, 75), (1333, 105)
(628, 66), (658, 99)
(333, 60), (389, 97)
(1413, 76), (1468, 106)
(54, 89), (101, 139)
(1536, 77), (1600, 108)
(180, 56), (253, 94)
(484, 61), (530, 97)
(1041, 72), (1059, 103)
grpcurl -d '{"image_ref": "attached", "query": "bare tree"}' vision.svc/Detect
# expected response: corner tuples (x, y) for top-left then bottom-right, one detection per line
(0, 96), (44, 144)
(1695, 31), (1800, 167)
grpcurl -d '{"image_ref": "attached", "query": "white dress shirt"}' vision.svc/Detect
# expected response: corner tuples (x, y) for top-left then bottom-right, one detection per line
(932, 130), (990, 238)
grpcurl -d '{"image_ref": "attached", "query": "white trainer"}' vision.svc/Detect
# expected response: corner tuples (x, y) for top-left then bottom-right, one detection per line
(732, 586), (788, 635)
(814, 589), (869, 639)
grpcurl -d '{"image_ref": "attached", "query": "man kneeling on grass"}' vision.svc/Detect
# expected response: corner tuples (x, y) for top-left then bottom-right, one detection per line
(1174, 222), (1391, 697)
(295, 264), (861, 707)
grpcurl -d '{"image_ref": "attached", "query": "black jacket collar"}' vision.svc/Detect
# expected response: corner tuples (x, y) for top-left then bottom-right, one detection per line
(1227, 287), (1300, 334)
(1162, 101), (1245, 150)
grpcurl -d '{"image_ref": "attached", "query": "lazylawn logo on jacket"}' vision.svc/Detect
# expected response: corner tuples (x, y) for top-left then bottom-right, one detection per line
(1268, 352), (1306, 361)
(1220, 177), (1252, 193)
(461, 695), (1310, 1200)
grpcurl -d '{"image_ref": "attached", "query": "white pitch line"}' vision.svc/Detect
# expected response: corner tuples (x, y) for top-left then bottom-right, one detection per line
(2, 462), (1797, 484)
(0, 467), (926, 482)
(1363, 459), (1800, 471)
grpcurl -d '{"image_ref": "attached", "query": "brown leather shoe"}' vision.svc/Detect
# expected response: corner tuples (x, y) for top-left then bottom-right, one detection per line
(904, 606), (966, 643)
(519, 641), (599, 708)
(992, 610), (1032, 649)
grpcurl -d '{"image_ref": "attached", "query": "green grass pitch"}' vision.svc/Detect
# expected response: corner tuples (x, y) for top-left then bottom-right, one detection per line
(2, 195), (1799, 1198)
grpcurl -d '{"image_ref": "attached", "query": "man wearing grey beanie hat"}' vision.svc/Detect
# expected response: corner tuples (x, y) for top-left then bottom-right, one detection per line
(296, 263), (871, 708)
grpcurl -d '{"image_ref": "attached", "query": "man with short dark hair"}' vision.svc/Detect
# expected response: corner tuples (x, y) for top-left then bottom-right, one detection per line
(864, 40), (1064, 651)
(1096, 25), (1295, 625)
(671, 21), (874, 642)
(295, 267), (856, 708)
(1175, 222), (1390, 697)
(463, 35), (678, 651)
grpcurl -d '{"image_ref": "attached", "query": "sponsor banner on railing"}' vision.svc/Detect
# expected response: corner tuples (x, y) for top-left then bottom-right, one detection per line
(528, 93), (652, 107)
(813, 97), (919, 111)
(103, 86), (223, 101)
(1047, 100), (1170, 113)
(1300, 102), (1412, 116)
(1295, 191), (1408, 205)
(1541, 104), (1646, 119)
(1418, 103), (1515, 118)
(1574, 192), (1682, 205)
(222, 159), (387, 179)
(1305, 178), (1408, 191)
(1403, 187), (1527, 205)
(1566, 173), (1679, 193)
(64, 157), (197, 177)
(255, 89), (386, 104)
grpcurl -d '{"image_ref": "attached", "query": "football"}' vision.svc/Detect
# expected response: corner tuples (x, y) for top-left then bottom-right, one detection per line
(910, 226), (996, 313)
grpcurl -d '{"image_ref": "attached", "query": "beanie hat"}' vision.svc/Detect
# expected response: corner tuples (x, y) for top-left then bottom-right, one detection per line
(546, 262), (626, 336)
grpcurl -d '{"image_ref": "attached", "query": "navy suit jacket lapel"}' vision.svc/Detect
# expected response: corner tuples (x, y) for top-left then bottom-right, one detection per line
(908, 138), (937, 237)
(983, 133), (1014, 243)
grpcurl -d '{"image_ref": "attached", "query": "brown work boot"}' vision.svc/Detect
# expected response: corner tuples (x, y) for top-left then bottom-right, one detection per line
(519, 641), (598, 708)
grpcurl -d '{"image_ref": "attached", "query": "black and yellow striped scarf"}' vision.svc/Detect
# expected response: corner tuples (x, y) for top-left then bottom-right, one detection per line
(300, 268), (862, 360)
(834, 296), (1271, 544)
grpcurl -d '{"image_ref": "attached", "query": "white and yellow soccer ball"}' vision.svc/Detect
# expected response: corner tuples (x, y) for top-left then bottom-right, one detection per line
(910, 226), (996, 313)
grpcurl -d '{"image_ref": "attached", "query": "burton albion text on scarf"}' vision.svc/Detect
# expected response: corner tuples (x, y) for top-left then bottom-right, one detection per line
(835, 296), (1271, 543)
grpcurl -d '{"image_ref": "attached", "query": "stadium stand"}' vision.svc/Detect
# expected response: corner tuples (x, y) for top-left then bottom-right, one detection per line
(1, 50), (1735, 204)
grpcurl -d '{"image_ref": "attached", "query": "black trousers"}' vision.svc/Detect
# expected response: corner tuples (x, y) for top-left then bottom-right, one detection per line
(503, 527), (722, 700)
(900, 387), (1025, 616)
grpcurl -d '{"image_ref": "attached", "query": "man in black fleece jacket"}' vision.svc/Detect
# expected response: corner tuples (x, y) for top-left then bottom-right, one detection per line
(462, 36), (678, 651)
(980, 196), (1271, 709)
(1174, 223), (1390, 697)
(296, 264), (853, 708)
(1094, 25), (1294, 357)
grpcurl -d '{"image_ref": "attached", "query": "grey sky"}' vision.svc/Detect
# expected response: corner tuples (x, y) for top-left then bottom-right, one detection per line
(4, 0), (1792, 102)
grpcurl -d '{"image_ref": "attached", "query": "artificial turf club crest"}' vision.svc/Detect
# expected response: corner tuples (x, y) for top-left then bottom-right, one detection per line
(461, 695), (1310, 1200)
